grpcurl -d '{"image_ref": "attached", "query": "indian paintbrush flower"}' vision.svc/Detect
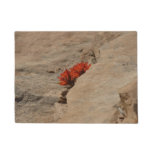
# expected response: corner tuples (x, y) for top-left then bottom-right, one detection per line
(58, 62), (91, 86)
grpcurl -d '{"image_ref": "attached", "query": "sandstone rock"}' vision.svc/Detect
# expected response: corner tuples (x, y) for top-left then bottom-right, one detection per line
(15, 32), (137, 123)
(58, 32), (137, 123)
(114, 78), (138, 123)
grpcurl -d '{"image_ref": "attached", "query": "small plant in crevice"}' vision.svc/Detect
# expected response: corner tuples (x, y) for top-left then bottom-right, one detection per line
(58, 62), (91, 87)
(58, 62), (91, 104)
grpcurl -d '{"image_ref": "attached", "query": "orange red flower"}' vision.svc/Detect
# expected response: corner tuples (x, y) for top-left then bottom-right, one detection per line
(58, 69), (72, 85)
(58, 62), (91, 86)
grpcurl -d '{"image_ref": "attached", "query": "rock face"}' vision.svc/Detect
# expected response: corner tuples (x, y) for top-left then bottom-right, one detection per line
(115, 78), (138, 123)
(15, 32), (137, 123)
(58, 32), (137, 123)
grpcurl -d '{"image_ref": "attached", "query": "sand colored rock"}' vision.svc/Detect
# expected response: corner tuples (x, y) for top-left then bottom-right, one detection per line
(58, 32), (137, 123)
(15, 32), (137, 123)
(114, 78), (138, 123)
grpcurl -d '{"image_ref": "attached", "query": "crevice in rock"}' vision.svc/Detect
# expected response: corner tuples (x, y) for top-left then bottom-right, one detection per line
(15, 94), (24, 102)
(47, 70), (55, 73)
(58, 86), (72, 104)
(113, 79), (137, 123)
(81, 49), (98, 64)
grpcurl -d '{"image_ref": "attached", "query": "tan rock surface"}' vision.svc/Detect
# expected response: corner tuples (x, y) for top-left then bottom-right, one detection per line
(114, 78), (138, 123)
(15, 32), (137, 123)
(58, 32), (137, 123)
